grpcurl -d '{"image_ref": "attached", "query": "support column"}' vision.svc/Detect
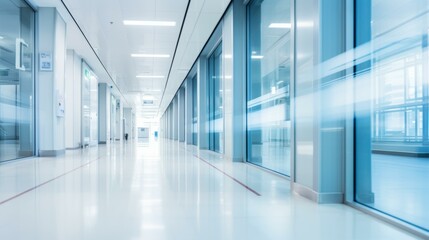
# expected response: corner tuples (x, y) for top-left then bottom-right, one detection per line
(198, 57), (208, 149)
(186, 77), (193, 144)
(98, 83), (110, 144)
(123, 107), (132, 140)
(231, 0), (247, 162)
(178, 87), (186, 142)
(65, 50), (81, 149)
(354, 0), (374, 204)
(37, 8), (66, 157)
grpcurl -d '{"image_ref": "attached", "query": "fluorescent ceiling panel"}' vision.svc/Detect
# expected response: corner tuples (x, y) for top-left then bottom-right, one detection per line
(131, 53), (170, 58)
(142, 95), (155, 100)
(268, 23), (291, 29)
(143, 89), (162, 92)
(123, 20), (176, 26)
(136, 75), (165, 78)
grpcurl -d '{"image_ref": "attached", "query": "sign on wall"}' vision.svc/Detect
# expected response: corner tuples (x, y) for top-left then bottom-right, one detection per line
(39, 52), (53, 71)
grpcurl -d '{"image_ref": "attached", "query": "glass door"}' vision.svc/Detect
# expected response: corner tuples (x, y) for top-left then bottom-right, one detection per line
(0, 0), (35, 162)
(208, 44), (223, 153)
(246, 0), (291, 175)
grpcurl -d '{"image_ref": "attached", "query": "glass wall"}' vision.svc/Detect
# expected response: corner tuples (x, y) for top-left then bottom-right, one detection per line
(246, 0), (291, 175)
(81, 61), (98, 146)
(192, 74), (198, 145)
(207, 44), (224, 153)
(0, 0), (35, 162)
(110, 94), (116, 141)
(355, 0), (429, 231)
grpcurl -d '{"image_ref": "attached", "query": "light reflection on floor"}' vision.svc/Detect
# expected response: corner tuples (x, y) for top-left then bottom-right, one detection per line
(0, 140), (422, 239)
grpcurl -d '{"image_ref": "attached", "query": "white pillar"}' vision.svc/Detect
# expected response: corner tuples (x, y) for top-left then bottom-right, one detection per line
(98, 83), (110, 144)
(65, 50), (82, 149)
(37, 8), (66, 156)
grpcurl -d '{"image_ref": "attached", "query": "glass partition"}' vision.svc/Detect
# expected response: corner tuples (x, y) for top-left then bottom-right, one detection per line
(0, 0), (35, 162)
(81, 61), (98, 146)
(192, 74), (198, 145)
(208, 44), (224, 153)
(246, 0), (291, 175)
(354, 0), (429, 231)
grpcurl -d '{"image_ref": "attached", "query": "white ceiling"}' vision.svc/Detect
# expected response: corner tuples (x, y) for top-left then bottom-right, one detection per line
(158, 0), (231, 115)
(28, 0), (231, 120)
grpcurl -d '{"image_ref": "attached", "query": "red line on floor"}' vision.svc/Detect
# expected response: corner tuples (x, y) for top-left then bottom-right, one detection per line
(0, 157), (102, 206)
(193, 154), (261, 197)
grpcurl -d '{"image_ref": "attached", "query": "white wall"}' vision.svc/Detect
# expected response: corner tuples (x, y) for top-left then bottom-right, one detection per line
(38, 8), (66, 156)
(98, 83), (110, 143)
(114, 98), (123, 141)
(123, 107), (132, 139)
(65, 49), (82, 149)
(294, 0), (317, 189)
(110, 95), (116, 140)
(292, 0), (347, 203)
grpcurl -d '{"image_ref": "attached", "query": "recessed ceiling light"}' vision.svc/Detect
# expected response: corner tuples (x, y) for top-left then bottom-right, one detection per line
(0, 36), (4, 40)
(136, 75), (164, 78)
(251, 55), (264, 59)
(131, 54), (170, 58)
(142, 95), (155, 100)
(143, 89), (162, 92)
(269, 23), (291, 29)
(123, 20), (176, 27)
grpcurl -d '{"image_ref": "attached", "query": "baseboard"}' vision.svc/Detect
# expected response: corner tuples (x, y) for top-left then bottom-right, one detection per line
(65, 146), (81, 150)
(293, 182), (319, 202)
(318, 192), (344, 203)
(293, 182), (344, 204)
(18, 150), (33, 157)
(39, 149), (65, 157)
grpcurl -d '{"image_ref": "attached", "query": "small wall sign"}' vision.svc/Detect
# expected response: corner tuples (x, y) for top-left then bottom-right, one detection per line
(40, 52), (53, 71)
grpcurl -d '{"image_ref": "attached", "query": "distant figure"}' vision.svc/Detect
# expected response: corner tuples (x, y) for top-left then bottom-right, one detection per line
(125, 133), (129, 141)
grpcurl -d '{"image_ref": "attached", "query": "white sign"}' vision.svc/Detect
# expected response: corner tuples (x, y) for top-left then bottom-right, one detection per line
(40, 52), (52, 71)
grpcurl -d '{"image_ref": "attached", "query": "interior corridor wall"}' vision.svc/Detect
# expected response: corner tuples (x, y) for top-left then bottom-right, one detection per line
(178, 87), (186, 142)
(37, 8), (66, 156)
(123, 107), (132, 140)
(98, 83), (110, 143)
(110, 95), (116, 141)
(294, 0), (317, 190)
(223, 7), (234, 160)
(65, 50), (82, 149)
(185, 77), (193, 144)
(292, 0), (347, 203)
(197, 57), (208, 149)
(114, 99), (123, 141)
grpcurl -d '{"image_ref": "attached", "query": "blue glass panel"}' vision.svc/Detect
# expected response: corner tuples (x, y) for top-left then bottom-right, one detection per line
(246, 0), (291, 176)
(354, 0), (429, 231)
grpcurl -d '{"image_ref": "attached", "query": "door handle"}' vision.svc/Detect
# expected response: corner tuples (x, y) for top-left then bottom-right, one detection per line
(15, 38), (28, 71)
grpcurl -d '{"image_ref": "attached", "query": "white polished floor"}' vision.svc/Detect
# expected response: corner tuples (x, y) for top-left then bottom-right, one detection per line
(0, 139), (423, 240)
